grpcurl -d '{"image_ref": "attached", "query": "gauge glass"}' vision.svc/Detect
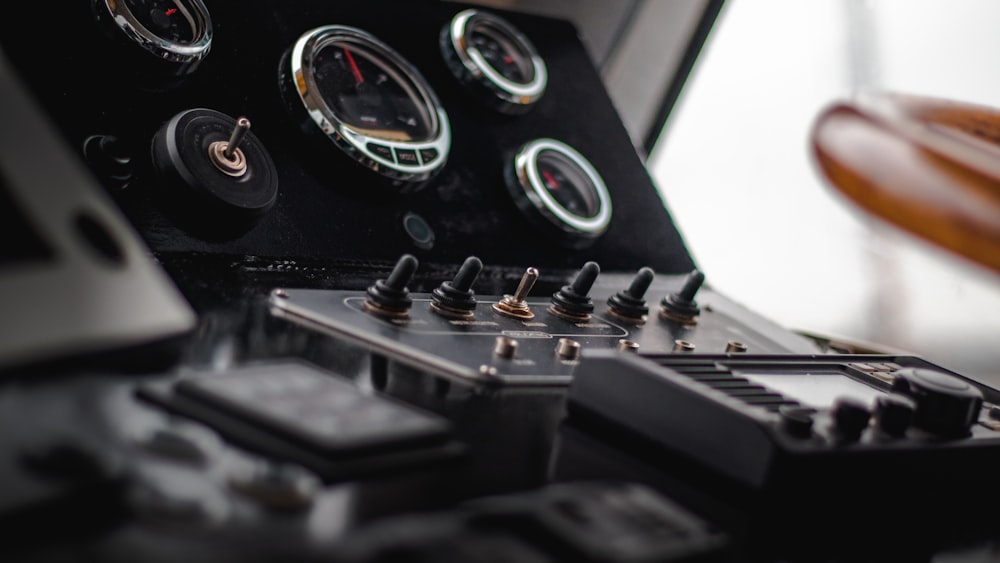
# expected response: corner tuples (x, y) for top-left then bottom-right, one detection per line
(510, 138), (611, 242)
(95, 0), (212, 64)
(469, 24), (534, 84)
(312, 40), (433, 142)
(123, 0), (198, 44)
(536, 152), (599, 218)
(442, 9), (547, 113)
(290, 26), (451, 183)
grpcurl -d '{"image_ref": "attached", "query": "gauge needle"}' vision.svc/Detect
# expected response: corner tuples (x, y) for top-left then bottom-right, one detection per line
(543, 170), (559, 189)
(165, 8), (178, 16)
(343, 48), (365, 84)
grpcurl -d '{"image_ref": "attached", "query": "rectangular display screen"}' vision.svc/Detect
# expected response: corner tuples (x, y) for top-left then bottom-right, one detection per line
(739, 370), (885, 410)
(0, 172), (53, 269)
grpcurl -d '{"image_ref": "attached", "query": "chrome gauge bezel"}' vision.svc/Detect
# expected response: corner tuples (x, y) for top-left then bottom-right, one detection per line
(289, 25), (451, 183)
(94, 0), (213, 65)
(442, 9), (547, 114)
(509, 138), (612, 241)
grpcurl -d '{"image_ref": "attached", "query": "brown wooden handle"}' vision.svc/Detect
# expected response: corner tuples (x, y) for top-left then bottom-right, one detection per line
(810, 92), (1000, 275)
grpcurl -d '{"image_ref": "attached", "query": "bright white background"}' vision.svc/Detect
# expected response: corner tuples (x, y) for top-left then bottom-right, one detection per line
(649, 0), (1000, 384)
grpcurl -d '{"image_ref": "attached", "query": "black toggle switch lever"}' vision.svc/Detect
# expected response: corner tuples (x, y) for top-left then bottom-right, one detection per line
(549, 261), (600, 322)
(607, 266), (654, 323)
(364, 254), (419, 319)
(430, 256), (483, 319)
(660, 269), (704, 325)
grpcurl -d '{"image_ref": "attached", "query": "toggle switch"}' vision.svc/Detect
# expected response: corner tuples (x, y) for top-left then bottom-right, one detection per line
(660, 269), (705, 325)
(607, 267), (654, 324)
(430, 256), (483, 319)
(364, 254), (418, 319)
(151, 108), (278, 234)
(493, 267), (539, 320)
(549, 261), (600, 322)
(208, 116), (251, 177)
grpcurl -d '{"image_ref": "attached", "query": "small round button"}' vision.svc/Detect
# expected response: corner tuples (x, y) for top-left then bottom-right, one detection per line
(779, 406), (816, 439)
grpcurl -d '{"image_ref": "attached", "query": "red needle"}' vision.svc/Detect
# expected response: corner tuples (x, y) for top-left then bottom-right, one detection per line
(344, 48), (364, 84)
(165, 8), (178, 16)
(542, 170), (559, 189)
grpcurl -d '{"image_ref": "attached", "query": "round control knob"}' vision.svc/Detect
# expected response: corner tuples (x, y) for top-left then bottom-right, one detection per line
(151, 109), (278, 235)
(873, 394), (916, 437)
(831, 397), (871, 442)
(891, 368), (983, 437)
(778, 406), (815, 439)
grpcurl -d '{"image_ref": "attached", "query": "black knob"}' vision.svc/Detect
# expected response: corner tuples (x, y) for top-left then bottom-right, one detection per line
(549, 261), (600, 321)
(874, 394), (916, 437)
(151, 108), (278, 237)
(430, 256), (483, 318)
(891, 368), (983, 437)
(83, 134), (134, 189)
(365, 254), (418, 318)
(660, 269), (704, 323)
(607, 267), (654, 321)
(831, 398), (871, 442)
(779, 406), (816, 439)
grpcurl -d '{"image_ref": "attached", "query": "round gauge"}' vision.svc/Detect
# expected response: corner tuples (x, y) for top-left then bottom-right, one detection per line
(288, 25), (451, 184)
(93, 0), (212, 69)
(507, 138), (612, 245)
(441, 9), (547, 114)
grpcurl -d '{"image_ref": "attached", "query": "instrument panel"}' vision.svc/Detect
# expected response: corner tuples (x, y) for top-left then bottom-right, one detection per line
(0, 0), (693, 274)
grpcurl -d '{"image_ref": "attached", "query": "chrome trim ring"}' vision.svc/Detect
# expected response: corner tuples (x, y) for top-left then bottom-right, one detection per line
(443, 9), (547, 113)
(96, 0), (212, 65)
(289, 25), (451, 184)
(510, 138), (612, 239)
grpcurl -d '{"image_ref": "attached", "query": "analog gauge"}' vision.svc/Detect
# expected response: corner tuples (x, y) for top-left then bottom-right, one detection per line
(441, 9), (547, 114)
(92, 0), (212, 70)
(507, 138), (612, 245)
(288, 25), (451, 184)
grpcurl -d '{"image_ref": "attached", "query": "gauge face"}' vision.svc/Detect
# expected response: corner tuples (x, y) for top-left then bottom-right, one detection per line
(536, 152), (599, 218)
(508, 138), (612, 245)
(289, 26), (451, 184)
(123, 0), (197, 44)
(441, 9), (547, 114)
(94, 0), (212, 65)
(312, 41), (433, 142)
(469, 25), (533, 84)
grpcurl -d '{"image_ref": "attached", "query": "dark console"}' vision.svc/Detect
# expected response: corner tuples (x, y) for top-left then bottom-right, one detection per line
(2, 1), (999, 562)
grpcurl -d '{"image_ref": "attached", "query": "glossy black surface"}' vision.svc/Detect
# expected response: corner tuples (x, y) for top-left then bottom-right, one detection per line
(0, 0), (694, 274)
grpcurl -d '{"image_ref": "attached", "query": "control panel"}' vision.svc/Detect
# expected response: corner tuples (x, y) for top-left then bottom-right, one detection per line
(270, 255), (820, 385)
(3, 1), (999, 562)
(567, 352), (1000, 502)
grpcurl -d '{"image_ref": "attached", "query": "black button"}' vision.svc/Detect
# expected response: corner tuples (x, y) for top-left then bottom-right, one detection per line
(419, 148), (439, 164)
(395, 148), (419, 166)
(367, 143), (394, 161)
(778, 405), (815, 439)
(874, 394), (916, 437)
(402, 212), (435, 250)
(832, 397), (871, 441)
